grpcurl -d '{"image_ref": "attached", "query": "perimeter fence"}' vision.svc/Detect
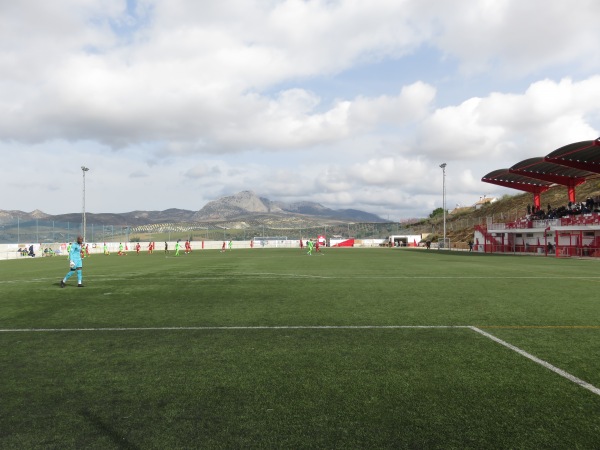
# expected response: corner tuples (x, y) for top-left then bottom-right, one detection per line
(0, 219), (442, 245)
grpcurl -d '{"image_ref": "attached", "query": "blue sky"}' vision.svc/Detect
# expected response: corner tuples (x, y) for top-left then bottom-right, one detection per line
(1, 0), (600, 220)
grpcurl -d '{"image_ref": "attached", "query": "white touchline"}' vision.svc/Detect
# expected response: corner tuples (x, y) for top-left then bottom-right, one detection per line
(470, 326), (600, 397)
(0, 325), (470, 332)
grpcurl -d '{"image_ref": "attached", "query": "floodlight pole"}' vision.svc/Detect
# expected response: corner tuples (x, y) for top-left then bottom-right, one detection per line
(81, 166), (89, 242)
(440, 163), (447, 248)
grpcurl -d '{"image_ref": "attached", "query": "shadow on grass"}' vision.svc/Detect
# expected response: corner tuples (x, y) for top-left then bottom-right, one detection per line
(80, 409), (140, 450)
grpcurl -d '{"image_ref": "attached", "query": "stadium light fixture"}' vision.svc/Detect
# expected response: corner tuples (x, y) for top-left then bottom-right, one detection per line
(81, 166), (89, 242)
(439, 163), (447, 248)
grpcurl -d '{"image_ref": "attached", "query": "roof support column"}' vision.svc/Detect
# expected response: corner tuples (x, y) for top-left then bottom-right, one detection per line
(534, 193), (541, 209)
(568, 184), (576, 203)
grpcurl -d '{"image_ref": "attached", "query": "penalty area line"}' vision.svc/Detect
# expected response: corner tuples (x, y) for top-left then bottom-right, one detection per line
(470, 326), (600, 397)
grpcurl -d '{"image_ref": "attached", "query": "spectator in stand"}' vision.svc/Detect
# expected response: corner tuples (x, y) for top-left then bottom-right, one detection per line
(582, 200), (590, 214)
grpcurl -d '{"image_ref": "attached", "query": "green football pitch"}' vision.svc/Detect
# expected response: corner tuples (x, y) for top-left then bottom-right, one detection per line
(1, 248), (600, 449)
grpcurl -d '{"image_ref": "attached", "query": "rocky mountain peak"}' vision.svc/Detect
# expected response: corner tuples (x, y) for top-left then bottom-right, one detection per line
(30, 209), (50, 219)
(192, 191), (270, 220)
(190, 191), (384, 222)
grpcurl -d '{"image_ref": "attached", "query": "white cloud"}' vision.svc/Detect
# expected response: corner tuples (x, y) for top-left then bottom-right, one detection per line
(417, 77), (600, 163)
(431, 1), (600, 76)
(348, 82), (436, 129)
(1, 0), (600, 220)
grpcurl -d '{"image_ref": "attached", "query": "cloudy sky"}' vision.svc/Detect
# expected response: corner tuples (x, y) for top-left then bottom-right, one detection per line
(2, 0), (600, 220)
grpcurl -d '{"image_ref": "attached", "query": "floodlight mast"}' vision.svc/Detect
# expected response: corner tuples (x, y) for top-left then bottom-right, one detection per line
(439, 163), (447, 248)
(81, 166), (89, 242)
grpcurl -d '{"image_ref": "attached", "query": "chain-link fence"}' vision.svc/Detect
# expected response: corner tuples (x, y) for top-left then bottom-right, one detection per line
(0, 219), (446, 244)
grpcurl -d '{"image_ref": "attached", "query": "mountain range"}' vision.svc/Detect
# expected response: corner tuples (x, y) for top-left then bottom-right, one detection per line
(0, 191), (386, 226)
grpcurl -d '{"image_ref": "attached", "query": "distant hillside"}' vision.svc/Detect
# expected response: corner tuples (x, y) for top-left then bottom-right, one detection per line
(0, 209), (50, 222)
(335, 209), (385, 222)
(0, 191), (385, 226)
(121, 209), (197, 224)
(191, 191), (276, 221)
(191, 191), (386, 222)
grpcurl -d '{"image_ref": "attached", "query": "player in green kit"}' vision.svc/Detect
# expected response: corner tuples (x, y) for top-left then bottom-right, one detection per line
(60, 235), (84, 287)
(307, 240), (314, 255)
(175, 240), (181, 256)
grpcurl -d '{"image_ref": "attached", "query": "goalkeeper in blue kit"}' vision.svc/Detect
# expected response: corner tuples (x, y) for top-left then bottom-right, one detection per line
(60, 235), (85, 288)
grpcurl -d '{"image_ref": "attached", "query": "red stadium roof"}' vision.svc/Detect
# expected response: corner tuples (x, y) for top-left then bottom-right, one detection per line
(481, 168), (553, 194)
(482, 138), (600, 203)
(509, 157), (595, 187)
(545, 138), (600, 173)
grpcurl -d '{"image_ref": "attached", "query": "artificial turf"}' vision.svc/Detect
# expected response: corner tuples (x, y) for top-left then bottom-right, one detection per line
(1, 248), (599, 448)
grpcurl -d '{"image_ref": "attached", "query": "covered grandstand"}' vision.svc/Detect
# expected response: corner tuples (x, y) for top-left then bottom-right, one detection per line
(479, 138), (600, 257)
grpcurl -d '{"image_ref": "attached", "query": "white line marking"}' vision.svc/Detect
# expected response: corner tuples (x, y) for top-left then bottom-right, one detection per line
(470, 326), (600, 397)
(0, 325), (470, 332)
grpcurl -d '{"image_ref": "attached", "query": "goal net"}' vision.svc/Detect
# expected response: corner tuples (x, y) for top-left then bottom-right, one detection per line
(438, 238), (451, 250)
